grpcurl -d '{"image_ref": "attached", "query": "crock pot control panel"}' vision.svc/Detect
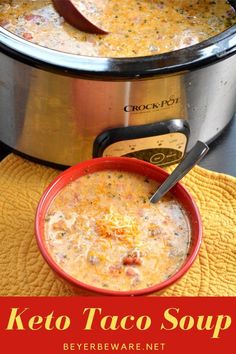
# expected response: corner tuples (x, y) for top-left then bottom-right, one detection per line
(93, 119), (189, 167)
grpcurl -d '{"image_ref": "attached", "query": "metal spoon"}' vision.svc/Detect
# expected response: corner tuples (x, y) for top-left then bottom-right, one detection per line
(52, 0), (108, 34)
(150, 141), (209, 204)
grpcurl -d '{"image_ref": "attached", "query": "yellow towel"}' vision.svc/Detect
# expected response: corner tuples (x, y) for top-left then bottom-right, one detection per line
(0, 154), (235, 296)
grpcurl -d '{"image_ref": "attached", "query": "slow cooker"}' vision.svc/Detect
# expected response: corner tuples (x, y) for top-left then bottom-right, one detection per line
(0, 4), (236, 167)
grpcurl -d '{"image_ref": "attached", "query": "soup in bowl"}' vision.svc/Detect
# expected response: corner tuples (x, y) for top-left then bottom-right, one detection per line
(35, 157), (202, 296)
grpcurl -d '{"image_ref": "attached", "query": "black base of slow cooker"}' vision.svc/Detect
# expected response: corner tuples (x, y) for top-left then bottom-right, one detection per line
(0, 117), (235, 172)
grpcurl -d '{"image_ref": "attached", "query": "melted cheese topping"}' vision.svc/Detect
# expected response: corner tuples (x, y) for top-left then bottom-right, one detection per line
(44, 170), (191, 291)
(0, 0), (236, 57)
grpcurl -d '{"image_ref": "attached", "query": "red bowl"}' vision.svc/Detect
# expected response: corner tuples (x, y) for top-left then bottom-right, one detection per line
(35, 157), (202, 296)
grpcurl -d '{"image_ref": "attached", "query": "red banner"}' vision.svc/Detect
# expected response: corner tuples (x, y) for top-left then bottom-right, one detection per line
(0, 297), (235, 354)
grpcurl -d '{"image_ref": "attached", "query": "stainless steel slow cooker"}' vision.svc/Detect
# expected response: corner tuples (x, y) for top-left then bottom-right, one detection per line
(1, 8), (236, 167)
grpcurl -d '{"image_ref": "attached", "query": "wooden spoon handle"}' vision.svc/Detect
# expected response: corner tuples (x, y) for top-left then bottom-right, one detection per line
(52, 0), (108, 34)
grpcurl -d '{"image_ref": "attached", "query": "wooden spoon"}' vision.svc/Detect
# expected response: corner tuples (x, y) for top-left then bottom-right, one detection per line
(52, 0), (108, 34)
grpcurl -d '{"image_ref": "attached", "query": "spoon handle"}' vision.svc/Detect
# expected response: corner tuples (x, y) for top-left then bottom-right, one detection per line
(150, 141), (209, 203)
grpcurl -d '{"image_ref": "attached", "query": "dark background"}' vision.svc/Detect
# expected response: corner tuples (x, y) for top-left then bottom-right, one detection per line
(199, 116), (236, 177)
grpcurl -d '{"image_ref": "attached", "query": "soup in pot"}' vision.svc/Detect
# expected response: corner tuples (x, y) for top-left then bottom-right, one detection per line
(0, 0), (236, 57)
(44, 170), (191, 292)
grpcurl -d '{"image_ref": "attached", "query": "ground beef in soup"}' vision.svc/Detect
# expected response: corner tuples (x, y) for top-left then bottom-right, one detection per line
(44, 170), (191, 292)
